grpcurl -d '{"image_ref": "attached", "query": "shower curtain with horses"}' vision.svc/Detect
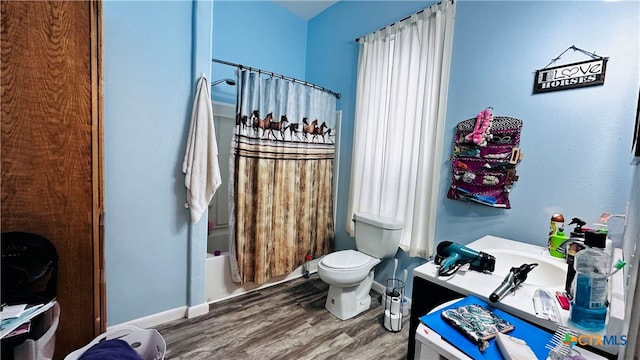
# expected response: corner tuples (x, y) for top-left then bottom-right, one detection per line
(229, 69), (336, 285)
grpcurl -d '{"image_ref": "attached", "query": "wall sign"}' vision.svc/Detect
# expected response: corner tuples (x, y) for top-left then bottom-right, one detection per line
(533, 46), (608, 94)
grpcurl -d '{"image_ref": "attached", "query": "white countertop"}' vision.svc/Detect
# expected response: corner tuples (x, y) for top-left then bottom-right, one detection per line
(413, 235), (625, 355)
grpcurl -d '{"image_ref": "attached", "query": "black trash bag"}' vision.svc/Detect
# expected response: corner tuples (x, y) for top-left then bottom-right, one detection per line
(1, 232), (58, 305)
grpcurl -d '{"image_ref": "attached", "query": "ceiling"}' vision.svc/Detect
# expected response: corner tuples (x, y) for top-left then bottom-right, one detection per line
(273, 0), (339, 20)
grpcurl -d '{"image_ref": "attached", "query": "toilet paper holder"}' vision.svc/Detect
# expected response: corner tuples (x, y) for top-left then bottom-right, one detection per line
(383, 278), (404, 332)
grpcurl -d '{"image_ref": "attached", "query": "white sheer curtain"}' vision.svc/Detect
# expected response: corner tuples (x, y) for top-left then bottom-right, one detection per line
(347, 1), (456, 258)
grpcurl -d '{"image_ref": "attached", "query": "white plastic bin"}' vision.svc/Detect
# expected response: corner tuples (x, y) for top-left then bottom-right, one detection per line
(13, 302), (61, 360)
(64, 325), (166, 360)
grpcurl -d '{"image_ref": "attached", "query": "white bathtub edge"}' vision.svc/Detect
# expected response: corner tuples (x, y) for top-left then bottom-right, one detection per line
(206, 253), (321, 304)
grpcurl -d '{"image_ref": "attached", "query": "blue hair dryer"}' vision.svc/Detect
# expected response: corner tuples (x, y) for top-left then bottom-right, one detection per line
(434, 241), (496, 276)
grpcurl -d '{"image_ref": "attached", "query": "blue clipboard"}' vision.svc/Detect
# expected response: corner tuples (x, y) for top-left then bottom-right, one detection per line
(419, 295), (553, 359)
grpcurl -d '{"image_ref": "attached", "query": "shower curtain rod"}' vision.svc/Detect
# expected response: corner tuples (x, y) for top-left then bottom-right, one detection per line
(212, 58), (341, 99)
(354, 0), (453, 42)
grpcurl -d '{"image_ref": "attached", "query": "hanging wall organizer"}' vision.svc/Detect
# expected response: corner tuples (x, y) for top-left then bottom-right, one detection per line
(447, 108), (524, 209)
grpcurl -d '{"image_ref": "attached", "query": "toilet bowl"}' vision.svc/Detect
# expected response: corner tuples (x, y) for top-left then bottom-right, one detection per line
(318, 250), (381, 320)
(317, 212), (403, 320)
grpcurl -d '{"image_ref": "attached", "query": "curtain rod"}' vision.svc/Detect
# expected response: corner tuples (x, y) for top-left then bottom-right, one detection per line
(212, 58), (341, 99)
(354, 0), (452, 42)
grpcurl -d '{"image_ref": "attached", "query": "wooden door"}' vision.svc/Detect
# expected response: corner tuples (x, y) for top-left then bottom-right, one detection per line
(1, 1), (104, 358)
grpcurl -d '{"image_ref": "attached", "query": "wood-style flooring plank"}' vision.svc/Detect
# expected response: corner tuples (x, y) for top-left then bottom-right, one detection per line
(156, 274), (410, 359)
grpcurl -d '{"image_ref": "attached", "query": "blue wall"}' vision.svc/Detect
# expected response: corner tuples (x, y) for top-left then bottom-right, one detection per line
(211, 1), (308, 104)
(102, 0), (639, 325)
(437, 1), (638, 249)
(307, 1), (639, 293)
(103, 0), (211, 324)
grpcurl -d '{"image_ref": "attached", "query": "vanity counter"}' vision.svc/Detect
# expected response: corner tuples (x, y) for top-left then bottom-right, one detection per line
(407, 235), (625, 359)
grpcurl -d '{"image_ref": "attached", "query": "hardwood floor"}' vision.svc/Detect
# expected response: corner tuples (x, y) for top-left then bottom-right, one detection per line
(156, 274), (411, 359)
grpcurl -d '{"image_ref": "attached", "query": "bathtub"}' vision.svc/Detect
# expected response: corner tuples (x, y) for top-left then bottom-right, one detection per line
(207, 226), (228, 255)
(205, 252), (320, 303)
(205, 101), (325, 302)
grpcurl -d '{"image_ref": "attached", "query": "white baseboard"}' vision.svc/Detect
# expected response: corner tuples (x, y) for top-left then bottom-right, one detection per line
(109, 306), (187, 331)
(187, 302), (210, 319)
(109, 302), (210, 331)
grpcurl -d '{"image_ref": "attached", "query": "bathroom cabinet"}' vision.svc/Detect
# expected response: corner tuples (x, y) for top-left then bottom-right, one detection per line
(1, 1), (105, 358)
(407, 276), (461, 359)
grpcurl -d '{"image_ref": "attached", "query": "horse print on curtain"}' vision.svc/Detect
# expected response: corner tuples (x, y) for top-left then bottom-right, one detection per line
(228, 70), (337, 285)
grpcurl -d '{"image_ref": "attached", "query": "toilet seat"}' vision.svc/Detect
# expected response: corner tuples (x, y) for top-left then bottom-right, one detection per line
(320, 250), (378, 270)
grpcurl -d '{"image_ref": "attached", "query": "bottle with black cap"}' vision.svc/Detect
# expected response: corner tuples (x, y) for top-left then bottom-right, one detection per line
(569, 231), (609, 332)
(568, 217), (587, 238)
(563, 218), (587, 294)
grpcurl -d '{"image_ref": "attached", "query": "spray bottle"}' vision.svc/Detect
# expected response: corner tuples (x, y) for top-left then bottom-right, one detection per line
(568, 218), (587, 238)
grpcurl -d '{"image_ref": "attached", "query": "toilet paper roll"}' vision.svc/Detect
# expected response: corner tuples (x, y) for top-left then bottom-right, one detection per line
(384, 309), (402, 332)
(390, 296), (401, 315)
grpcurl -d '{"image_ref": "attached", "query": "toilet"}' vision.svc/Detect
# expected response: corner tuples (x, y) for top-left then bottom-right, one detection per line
(317, 212), (403, 320)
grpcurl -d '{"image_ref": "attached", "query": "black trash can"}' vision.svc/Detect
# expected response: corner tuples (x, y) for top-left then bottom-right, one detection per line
(1, 231), (59, 305)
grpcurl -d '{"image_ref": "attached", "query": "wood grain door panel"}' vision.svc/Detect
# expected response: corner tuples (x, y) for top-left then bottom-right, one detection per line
(1, 1), (104, 358)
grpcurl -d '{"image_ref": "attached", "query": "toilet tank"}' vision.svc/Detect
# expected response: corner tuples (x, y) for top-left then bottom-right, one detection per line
(353, 212), (403, 258)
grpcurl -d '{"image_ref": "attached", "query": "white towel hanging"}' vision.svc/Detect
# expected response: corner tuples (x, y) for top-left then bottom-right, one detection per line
(182, 74), (222, 223)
